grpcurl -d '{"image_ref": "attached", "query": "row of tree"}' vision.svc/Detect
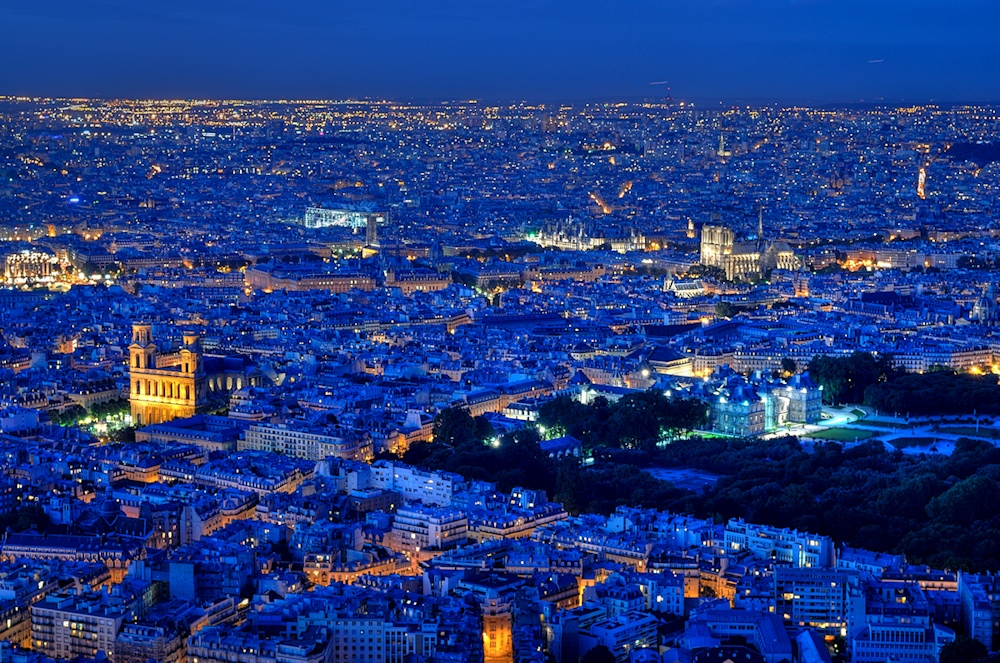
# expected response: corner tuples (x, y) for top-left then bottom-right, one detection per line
(658, 435), (1000, 572)
(864, 370), (1000, 415)
(808, 352), (903, 405)
(395, 398), (705, 514)
(536, 391), (709, 452)
(49, 399), (130, 427)
(807, 351), (1000, 416)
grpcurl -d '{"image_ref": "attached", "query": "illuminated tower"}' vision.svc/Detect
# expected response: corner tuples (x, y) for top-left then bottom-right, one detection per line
(129, 323), (156, 370)
(717, 134), (732, 158)
(700, 225), (735, 267)
(971, 283), (999, 325)
(482, 590), (513, 663)
(793, 271), (811, 298)
(129, 323), (207, 426)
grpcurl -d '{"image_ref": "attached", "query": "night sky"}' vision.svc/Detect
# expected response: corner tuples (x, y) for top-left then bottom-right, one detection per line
(1, 0), (998, 103)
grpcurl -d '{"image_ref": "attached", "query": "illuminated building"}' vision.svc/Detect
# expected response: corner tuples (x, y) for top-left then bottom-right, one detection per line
(959, 572), (1000, 650)
(529, 218), (645, 254)
(31, 591), (134, 661)
(724, 519), (834, 568)
(366, 213), (379, 246)
(774, 567), (859, 636)
(129, 323), (261, 426)
(851, 581), (955, 663)
(700, 223), (799, 281)
(383, 268), (452, 295)
(240, 421), (374, 462)
(792, 271), (811, 297)
(370, 460), (463, 506)
(129, 324), (205, 426)
(390, 504), (468, 554)
(482, 590), (514, 663)
(245, 264), (376, 293)
(580, 610), (658, 663)
(0, 533), (144, 584)
(4, 250), (58, 280)
(970, 283), (999, 324)
(302, 205), (385, 231)
(699, 225), (736, 270)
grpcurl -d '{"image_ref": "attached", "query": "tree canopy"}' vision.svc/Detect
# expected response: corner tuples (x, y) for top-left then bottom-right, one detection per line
(865, 370), (1000, 416)
(808, 352), (901, 405)
(940, 636), (989, 663)
(582, 645), (617, 663)
(537, 391), (708, 452)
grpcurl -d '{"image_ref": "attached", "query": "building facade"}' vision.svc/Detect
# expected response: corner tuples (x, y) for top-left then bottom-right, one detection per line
(129, 323), (261, 426)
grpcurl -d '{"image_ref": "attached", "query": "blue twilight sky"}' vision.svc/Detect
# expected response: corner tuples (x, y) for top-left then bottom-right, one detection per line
(0, 0), (998, 103)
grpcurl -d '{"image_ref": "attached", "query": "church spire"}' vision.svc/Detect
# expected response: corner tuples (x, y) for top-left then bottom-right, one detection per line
(757, 207), (765, 251)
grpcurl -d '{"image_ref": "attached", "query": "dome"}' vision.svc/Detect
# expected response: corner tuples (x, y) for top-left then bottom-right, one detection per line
(99, 498), (122, 520)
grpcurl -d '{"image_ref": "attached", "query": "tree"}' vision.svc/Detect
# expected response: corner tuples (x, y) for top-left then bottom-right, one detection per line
(809, 352), (900, 405)
(780, 357), (797, 377)
(50, 405), (86, 427)
(432, 407), (487, 446)
(538, 391), (706, 451)
(582, 645), (616, 663)
(715, 301), (738, 318)
(864, 371), (1000, 417)
(925, 475), (1000, 527)
(109, 426), (136, 444)
(685, 264), (726, 280)
(11, 504), (51, 533)
(940, 636), (988, 663)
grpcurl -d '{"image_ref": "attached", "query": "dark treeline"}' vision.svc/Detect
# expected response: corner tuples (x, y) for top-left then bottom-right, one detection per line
(394, 397), (702, 515)
(807, 352), (903, 405)
(536, 392), (709, 452)
(659, 435), (1000, 571)
(865, 370), (1000, 416)
(809, 352), (1000, 416)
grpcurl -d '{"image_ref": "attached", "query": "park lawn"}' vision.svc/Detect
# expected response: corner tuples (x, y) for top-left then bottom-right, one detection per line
(810, 428), (878, 441)
(690, 431), (729, 439)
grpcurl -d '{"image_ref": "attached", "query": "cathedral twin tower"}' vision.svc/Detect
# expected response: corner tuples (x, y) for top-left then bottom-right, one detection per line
(128, 322), (261, 427)
(128, 323), (207, 426)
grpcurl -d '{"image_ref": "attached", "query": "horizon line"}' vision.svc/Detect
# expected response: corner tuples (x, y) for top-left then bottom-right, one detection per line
(1, 93), (999, 109)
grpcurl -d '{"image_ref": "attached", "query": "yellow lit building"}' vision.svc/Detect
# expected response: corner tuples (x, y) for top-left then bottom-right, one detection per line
(129, 323), (261, 426)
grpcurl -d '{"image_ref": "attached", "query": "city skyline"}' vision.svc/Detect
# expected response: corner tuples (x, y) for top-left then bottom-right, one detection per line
(1, 0), (998, 104)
